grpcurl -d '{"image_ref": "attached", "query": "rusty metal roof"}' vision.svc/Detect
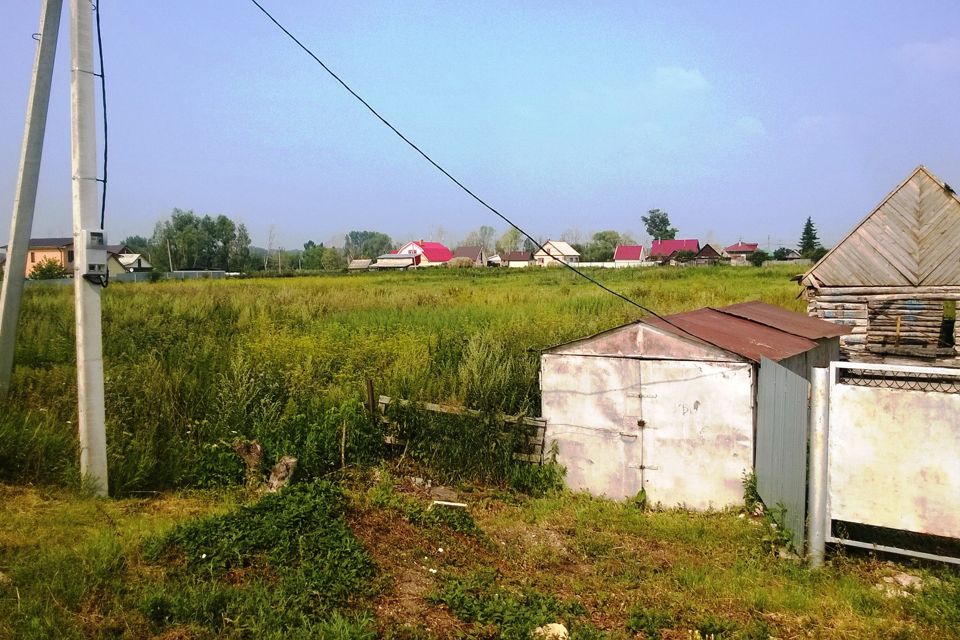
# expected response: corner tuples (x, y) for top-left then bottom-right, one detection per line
(719, 301), (852, 339)
(645, 309), (812, 363)
(644, 301), (850, 363)
(543, 301), (850, 363)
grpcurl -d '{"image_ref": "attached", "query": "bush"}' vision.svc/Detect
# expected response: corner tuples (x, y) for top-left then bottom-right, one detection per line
(143, 480), (373, 634)
(748, 250), (770, 267)
(28, 257), (69, 279)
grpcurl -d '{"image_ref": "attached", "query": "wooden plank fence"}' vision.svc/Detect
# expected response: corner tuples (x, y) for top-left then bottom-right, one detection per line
(370, 388), (547, 464)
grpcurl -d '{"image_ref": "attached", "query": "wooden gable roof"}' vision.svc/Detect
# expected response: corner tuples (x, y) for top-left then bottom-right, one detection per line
(804, 166), (960, 287)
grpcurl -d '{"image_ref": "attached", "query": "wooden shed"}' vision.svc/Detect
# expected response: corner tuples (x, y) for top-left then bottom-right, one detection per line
(540, 302), (848, 510)
(801, 166), (960, 366)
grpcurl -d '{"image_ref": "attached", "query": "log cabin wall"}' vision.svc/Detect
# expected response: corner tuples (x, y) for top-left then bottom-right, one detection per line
(805, 286), (960, 366)
(801, 166), (960, 367)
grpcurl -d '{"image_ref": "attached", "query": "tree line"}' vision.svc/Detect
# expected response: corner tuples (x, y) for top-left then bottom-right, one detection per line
(106, 207), (828, 274)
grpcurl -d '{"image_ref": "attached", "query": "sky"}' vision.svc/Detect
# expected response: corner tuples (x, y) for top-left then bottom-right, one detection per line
(2, 1), (960, 252)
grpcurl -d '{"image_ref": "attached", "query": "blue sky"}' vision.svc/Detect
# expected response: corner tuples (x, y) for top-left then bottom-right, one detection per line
(2, 1), (960, 251)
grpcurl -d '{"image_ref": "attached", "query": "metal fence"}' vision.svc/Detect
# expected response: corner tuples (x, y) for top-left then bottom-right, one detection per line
(808, 361), (960, 565)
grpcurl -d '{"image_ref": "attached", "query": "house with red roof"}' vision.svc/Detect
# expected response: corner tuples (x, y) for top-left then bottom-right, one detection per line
(649, 239), (700, 263)
(613, 245), (646, 265)
(393, 240), (453, 266)
(724, 241), (759, 266)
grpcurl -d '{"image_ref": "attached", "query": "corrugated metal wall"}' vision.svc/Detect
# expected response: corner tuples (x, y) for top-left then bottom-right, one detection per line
(756, 357), (810, 550)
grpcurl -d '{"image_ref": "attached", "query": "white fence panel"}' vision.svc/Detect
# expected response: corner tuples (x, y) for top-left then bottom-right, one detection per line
(828, 362), (960, 541)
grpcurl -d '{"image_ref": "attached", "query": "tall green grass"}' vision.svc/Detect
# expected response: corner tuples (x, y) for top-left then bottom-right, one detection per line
(0, 265), (803, 492)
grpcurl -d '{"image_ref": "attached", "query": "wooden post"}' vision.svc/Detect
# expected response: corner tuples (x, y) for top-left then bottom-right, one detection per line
(365, 377), (376, 419)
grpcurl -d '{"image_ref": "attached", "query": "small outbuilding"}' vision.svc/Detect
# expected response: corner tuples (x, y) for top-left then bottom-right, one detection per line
(504, 251), (533, 268)
(540, 301), (849, 509)
(452, 245), (487, 267)
(801, 166), (960, 367)
(693, 243), (725, 265)
(347, 259), (372, 271)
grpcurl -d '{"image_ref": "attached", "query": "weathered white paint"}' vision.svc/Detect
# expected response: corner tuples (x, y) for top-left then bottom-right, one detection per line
(541, 353), (753, 509)
(541, 355), (643, 498)
(638, 360), (753, 509)
(552, 322), (738, 362)
(828, 362), (960, 539)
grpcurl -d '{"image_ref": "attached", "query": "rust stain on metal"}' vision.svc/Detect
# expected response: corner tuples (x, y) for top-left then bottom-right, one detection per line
(720, 300), (852, 339)
(646, 307), (819, 363)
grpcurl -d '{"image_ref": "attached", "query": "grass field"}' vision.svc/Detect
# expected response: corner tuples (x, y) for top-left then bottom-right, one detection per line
(1, 265), (805, 493)
(1, 265), (958, 638)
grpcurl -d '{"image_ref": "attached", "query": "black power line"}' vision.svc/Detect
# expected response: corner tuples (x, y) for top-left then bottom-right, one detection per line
(248, 0), (690, 330)
(93, 1), (107, 230)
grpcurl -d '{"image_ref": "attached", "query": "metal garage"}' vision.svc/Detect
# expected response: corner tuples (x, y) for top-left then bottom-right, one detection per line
(540, 301), (848, 510)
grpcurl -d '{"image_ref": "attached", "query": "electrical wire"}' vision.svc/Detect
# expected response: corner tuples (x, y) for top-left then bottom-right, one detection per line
(93, 1), (107, 230)
(248, 0), (693, 332)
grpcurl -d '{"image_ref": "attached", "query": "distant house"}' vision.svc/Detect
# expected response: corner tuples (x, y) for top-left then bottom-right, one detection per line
(347, 259), (372, 271)
(504, 251), (533, 268)
(534, 240), (580, 267)
(725, 241), (759, 266)
(0, 237), (75, 277)
(487, 254), (502, 267)
(370, 253), (416, 270)
(0, 238), (147, 277)
(394, 240), (453, 266)
(780, 248), (803, 260)
(613, 245), (646, 265)
(371, 240), (453, 270)
(113, 252), (152, 273)
(649, 239), (700, 263)
(451, 245), (486, 267)
(693, 243), (725, 265)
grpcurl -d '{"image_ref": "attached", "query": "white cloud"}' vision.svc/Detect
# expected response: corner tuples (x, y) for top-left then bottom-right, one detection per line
(652, 66), (710, 92)
(900, 38), (960, 72)
(735, 116), (767, 137)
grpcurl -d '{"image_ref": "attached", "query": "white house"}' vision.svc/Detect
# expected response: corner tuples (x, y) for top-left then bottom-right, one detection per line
(534, 240), (580, 266)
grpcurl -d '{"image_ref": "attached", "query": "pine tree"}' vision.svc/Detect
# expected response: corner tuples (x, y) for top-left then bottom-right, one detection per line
(798, 217), (822, 258)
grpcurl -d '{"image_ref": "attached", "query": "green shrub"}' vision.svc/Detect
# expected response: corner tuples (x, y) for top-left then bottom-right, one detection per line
(626, 605), (675, 639)
(28, 257), (69, 279)
(143, 480), (373, 634)
(430, 569), (584, 640)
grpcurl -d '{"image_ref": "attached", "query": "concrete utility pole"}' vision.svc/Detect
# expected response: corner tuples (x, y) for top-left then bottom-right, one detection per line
(0, 0), (63, 397)
(807, 367), (830, 568)
(70, 0), (108, 495)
